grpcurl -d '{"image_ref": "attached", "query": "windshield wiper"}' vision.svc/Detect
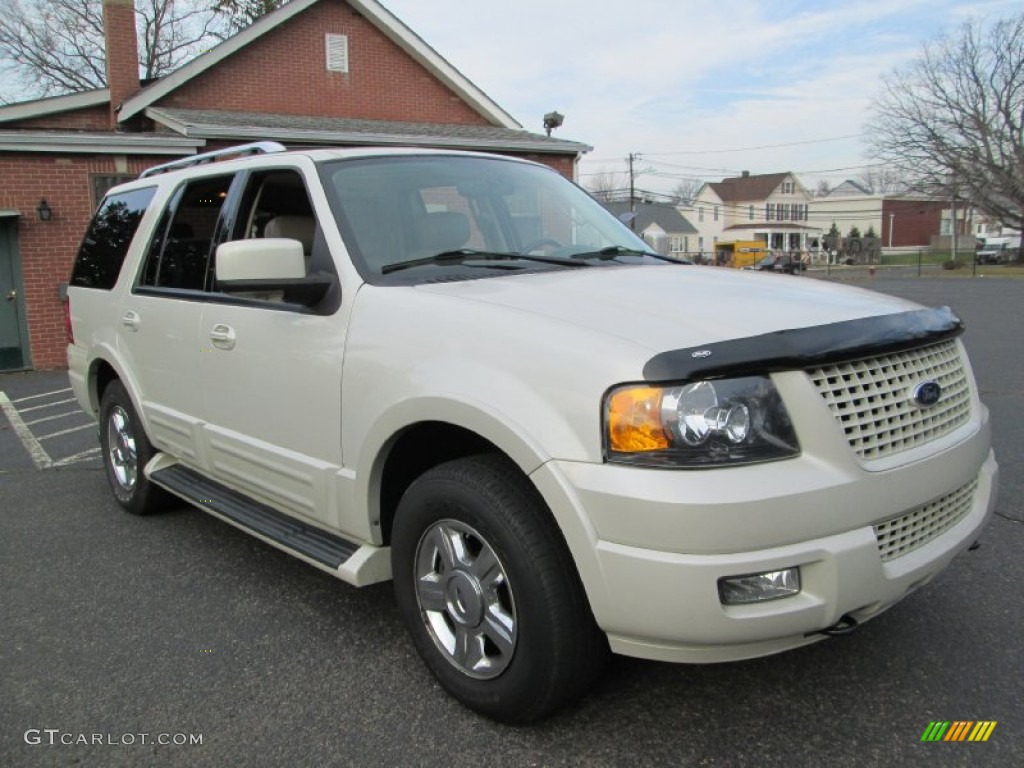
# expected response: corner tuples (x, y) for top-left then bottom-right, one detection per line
(382, 248), (589, 275)
(571, 245), (686, 264)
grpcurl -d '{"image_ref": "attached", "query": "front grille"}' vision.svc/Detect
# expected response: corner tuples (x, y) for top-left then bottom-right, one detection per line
(808, 339), (971, 460)
(873, 478), (979, 562)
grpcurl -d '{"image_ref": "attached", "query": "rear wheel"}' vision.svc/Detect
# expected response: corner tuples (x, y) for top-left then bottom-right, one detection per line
(391, 454), (607, 723)
(99, 380), (170, 515)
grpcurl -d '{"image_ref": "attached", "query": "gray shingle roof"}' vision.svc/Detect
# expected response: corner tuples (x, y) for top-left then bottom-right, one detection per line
(147, 107), (591, 155)
(602, 201), (697, 234)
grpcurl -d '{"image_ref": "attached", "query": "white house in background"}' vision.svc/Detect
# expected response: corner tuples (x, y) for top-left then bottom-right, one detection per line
(810, 191), (885, 243)
(690, 171), (819, 256)
(826, 180), (871, 197)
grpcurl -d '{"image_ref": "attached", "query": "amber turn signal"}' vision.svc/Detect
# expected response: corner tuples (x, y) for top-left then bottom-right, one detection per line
(607, 387), (670, 452)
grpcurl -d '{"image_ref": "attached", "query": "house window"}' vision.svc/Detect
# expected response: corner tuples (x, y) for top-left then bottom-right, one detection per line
(325, 33), (349, 73)
(766, 203), (775, 221)
(780, 203), (790, 220)
(698, 206), (704, 222)
(749, 205), (754, 220)
(90, 174), (136, 209)
(713, 206), (719, 222)
(783, 181), (793, 194)
(698, 236), (704, 250)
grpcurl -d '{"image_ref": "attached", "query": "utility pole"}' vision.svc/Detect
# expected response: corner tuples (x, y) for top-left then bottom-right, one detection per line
(947, 171), (958, 263)
(628, 153), (637, 230)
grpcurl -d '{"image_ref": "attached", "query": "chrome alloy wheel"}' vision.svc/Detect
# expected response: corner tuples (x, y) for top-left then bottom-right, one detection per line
(106, 405), (138, 493)
(413, 519), (517, 679)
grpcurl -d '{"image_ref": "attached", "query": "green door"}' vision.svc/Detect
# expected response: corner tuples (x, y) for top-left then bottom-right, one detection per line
(0, 219), (29, 370)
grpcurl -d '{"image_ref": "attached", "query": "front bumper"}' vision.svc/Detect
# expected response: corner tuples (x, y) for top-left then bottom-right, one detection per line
(532, 422), (997, 664)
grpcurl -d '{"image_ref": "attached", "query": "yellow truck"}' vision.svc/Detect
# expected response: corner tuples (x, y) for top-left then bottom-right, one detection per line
(715, 240), (768, 268)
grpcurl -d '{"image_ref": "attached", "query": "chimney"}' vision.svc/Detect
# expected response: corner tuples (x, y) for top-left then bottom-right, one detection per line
(742, 170), (750, 178)
(102, 0), (140, 129)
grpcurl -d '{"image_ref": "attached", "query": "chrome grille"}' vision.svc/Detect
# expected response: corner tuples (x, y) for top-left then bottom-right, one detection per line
(808, 339), (971, 460)
(873, 478), (978, 562)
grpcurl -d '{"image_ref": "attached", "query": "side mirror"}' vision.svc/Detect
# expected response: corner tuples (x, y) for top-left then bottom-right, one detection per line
(216, 238), (305, 281)
(216, 239), (333, 307)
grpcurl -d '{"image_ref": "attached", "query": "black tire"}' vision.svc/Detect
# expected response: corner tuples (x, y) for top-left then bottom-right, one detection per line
(99, 380), (171, 515)
(391, 454), (607, 723)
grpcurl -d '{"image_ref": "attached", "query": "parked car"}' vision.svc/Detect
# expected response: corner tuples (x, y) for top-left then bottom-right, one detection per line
(976, 235), (1021, 264)
(745, 253), (804, 274)
(67, 143), (997, 723)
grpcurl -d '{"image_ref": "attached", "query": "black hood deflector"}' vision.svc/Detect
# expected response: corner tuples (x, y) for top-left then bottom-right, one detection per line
(643, 306), (964, 382)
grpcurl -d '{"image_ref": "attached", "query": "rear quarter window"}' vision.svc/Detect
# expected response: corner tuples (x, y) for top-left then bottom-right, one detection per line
(70, 186), (156, 289)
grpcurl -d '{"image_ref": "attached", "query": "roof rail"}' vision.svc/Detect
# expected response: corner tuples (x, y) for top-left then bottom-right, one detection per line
(139, 141), (288, 178)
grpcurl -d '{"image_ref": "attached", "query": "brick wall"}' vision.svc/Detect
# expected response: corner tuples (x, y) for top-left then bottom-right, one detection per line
(5, 106), (112, 131)
(0, 154), (160, 368)
(881, 199), (943, 247)
(160, 1), (490, 125)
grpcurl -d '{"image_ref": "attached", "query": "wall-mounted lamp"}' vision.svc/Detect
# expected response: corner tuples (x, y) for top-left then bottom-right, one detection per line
(36, 198), (53, 221)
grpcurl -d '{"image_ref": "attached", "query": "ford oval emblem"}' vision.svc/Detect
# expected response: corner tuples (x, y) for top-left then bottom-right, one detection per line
(912, 380), (942, 408)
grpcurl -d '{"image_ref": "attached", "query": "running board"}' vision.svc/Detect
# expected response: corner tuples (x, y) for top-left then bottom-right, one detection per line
(146, 456), (391, 586)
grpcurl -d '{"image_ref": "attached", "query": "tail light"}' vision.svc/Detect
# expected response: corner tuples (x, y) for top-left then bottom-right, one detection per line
(63, 296), (74, 345)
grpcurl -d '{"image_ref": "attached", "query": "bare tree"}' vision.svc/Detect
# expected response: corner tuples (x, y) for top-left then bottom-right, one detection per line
(0, 0), (279, 101)
(670, 178), (703, 206)
(813, 179), (833, 197)
(855, 167), (909, 195)
(586, 169), (628, 203)
(214, 0), (284, 34)
(868, 12), (1024, 229)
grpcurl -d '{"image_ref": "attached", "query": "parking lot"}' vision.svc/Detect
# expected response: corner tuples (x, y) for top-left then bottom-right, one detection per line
(1, 276), (1022, 767)
(0, 371), (101, 471)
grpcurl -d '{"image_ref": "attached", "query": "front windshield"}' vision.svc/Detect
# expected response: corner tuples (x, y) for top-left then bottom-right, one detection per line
(318, 154), (658, 283)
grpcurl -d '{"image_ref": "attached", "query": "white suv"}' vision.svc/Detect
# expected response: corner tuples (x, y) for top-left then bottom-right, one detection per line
(67, 143), (998, 722)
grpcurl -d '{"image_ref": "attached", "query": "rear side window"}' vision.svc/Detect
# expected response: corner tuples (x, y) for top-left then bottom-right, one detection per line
(70, 187), (156, 289)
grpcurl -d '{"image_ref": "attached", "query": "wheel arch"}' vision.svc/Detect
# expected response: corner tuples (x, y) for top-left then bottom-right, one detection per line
(82, 351), (151, 441)
(373, 419), (531, 547)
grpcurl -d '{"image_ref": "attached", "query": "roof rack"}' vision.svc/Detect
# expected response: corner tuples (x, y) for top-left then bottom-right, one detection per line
(139, 141), (288, 178)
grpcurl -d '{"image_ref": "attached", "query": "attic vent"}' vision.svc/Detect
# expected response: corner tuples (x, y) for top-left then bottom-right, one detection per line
(325, 33), (349, 73)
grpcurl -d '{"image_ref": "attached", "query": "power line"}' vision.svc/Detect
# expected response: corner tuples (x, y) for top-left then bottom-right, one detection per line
(640, 134), (863, 156)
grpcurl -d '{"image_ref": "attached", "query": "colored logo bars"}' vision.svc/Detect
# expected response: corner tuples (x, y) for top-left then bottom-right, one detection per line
(921, 721), (997, 742)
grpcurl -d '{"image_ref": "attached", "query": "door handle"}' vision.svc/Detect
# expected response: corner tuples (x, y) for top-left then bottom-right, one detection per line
(121, 310), (140, 331)
(5, 289), (15, 302)
(209, 323), (236, 350)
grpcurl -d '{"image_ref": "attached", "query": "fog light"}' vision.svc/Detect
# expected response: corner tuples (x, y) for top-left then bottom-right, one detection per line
(718, 567), (801, 605)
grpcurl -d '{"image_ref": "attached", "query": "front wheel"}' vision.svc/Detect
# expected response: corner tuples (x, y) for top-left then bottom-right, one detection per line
(391, 454), (607, 723)
(99, 380), (171, 515)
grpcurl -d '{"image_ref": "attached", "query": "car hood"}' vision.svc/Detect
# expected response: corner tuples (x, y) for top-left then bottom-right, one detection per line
(415, 265), (921, 354)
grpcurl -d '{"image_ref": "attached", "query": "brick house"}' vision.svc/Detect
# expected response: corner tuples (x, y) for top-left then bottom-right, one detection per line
(0, 0), (589, 370)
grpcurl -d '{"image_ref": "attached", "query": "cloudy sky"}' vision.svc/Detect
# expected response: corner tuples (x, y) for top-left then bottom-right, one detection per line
(381, 0), (1019, 196)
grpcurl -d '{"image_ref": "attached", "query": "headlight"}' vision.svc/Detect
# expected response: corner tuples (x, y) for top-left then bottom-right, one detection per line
(604, 375), (799, 468)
